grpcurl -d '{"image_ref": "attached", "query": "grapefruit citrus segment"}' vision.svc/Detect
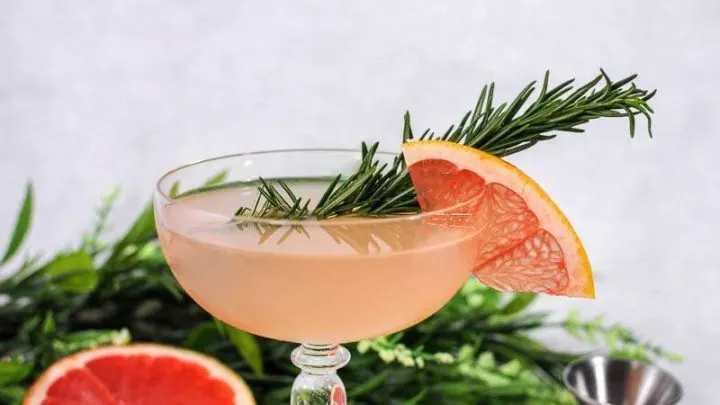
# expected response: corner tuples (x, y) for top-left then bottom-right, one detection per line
(45, 369), (116, 405)
(476, 229), (569, 293)
(24, 344), (255, 405)
(408, 159), (486, 210)
(402, 140), (594, 298)
(473, 183), (540, 265)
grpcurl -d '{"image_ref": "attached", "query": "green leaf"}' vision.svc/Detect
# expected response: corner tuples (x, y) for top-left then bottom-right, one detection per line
(184, 322), (222, 351)
(402, 111), (414, 141)
(0, 385), (25, 405)
(347, 370), (390, 397)
(83, 186), (121, 252)
(0, 359), (32, 386)
(477, 351), (496, 369)
(108, 202), (155, 264)
(136, 242), (167, 266)
(52, 329), (131, 357)
(402, 388), (427, 405)
(157, 273), (183, 301)
(496, 334), (550, 353)
(498, 359), (523, 377)
(1, 182), (33, 264)
(431, 381), (535, 397)
(62, 329), (131, 345)
(611, 347), (650, 363)
(456, 345), (476, 362)
(500, 293), (537, 315)
(45, 251), (98, 293)
(481, 290), (503, 312)
(665, 352), (684, 363)
(213, 318), (226, 337)
(566, 308), (581, 324)
(169, 181), (181, 198)
(123, 203), (156, 245)
(225, 324), (264, 376)
(18, 316), (41, 343)
(42, 311), (56, 335)
(204, 171), (229, 187)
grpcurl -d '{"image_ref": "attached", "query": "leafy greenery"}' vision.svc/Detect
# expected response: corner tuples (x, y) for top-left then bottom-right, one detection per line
(237, 70), (656, 219)
(0, 183), (679, 405)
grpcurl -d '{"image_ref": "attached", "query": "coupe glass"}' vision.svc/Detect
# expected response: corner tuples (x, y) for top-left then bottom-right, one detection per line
(154, 150), (483, 404)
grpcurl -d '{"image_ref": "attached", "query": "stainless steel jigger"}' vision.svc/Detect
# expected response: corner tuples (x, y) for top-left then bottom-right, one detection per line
(563, 355), (683, 405)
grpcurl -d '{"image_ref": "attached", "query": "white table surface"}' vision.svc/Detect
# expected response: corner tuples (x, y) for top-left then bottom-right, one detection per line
(1, 1), (718, 403)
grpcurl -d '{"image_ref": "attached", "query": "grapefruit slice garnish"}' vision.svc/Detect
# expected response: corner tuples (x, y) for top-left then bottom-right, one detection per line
(24, 344), (256, 405)
(402, 140), (595, 298)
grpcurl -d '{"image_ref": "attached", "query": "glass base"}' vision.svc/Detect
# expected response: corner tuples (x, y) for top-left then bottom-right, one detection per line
(291, 344), (351, 405)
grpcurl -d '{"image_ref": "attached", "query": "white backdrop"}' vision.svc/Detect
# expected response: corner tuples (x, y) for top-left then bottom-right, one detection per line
(1, 1), (718, 403)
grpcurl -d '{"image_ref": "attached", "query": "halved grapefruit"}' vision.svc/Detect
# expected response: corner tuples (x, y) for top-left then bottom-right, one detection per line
(24, 344), (255, 405)
(402, 140), (594, 298)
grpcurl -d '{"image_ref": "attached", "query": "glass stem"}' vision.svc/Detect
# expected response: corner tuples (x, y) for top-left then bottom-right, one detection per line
(290, 343), (351, 405)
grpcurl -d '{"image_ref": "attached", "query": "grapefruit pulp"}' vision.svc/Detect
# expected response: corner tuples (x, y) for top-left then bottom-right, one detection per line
(402, 140), (594, 297)
(23, 344), (255, 405)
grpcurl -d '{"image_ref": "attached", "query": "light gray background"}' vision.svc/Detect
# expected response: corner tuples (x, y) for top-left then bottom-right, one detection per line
(1, 1), (718, 403)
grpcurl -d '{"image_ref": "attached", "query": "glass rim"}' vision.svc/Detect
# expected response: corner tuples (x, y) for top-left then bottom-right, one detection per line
(155, 148), (482, 226)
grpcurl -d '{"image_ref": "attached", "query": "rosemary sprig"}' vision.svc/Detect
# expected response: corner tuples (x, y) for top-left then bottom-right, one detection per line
(237, 70), (655, 219)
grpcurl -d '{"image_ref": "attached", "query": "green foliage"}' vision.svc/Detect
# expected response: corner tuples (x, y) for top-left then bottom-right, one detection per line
(224, 323), (265, 376)
(0, 359), (32, 387)
(0, 183), (679, 404)
(563, 310), (683, 363)
(44, 251), (98, 293)
(0, 386), (25, 405)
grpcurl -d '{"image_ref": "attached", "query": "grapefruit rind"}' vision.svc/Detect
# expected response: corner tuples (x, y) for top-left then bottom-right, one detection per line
(23, 343), (256, 405)
(402, 140), (594, 298)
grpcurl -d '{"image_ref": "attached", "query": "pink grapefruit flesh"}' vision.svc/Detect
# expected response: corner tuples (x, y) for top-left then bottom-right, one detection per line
(24, 344), (255, 405)
(402, 140), (594, 297)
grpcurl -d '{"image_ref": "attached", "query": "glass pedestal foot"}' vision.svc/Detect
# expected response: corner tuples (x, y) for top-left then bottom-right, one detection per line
(290, 344), (351, 405)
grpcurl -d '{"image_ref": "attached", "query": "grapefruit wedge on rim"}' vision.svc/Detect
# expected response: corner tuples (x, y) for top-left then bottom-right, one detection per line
(402, 140), (594, 298)
(24, 344), (255, 405)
